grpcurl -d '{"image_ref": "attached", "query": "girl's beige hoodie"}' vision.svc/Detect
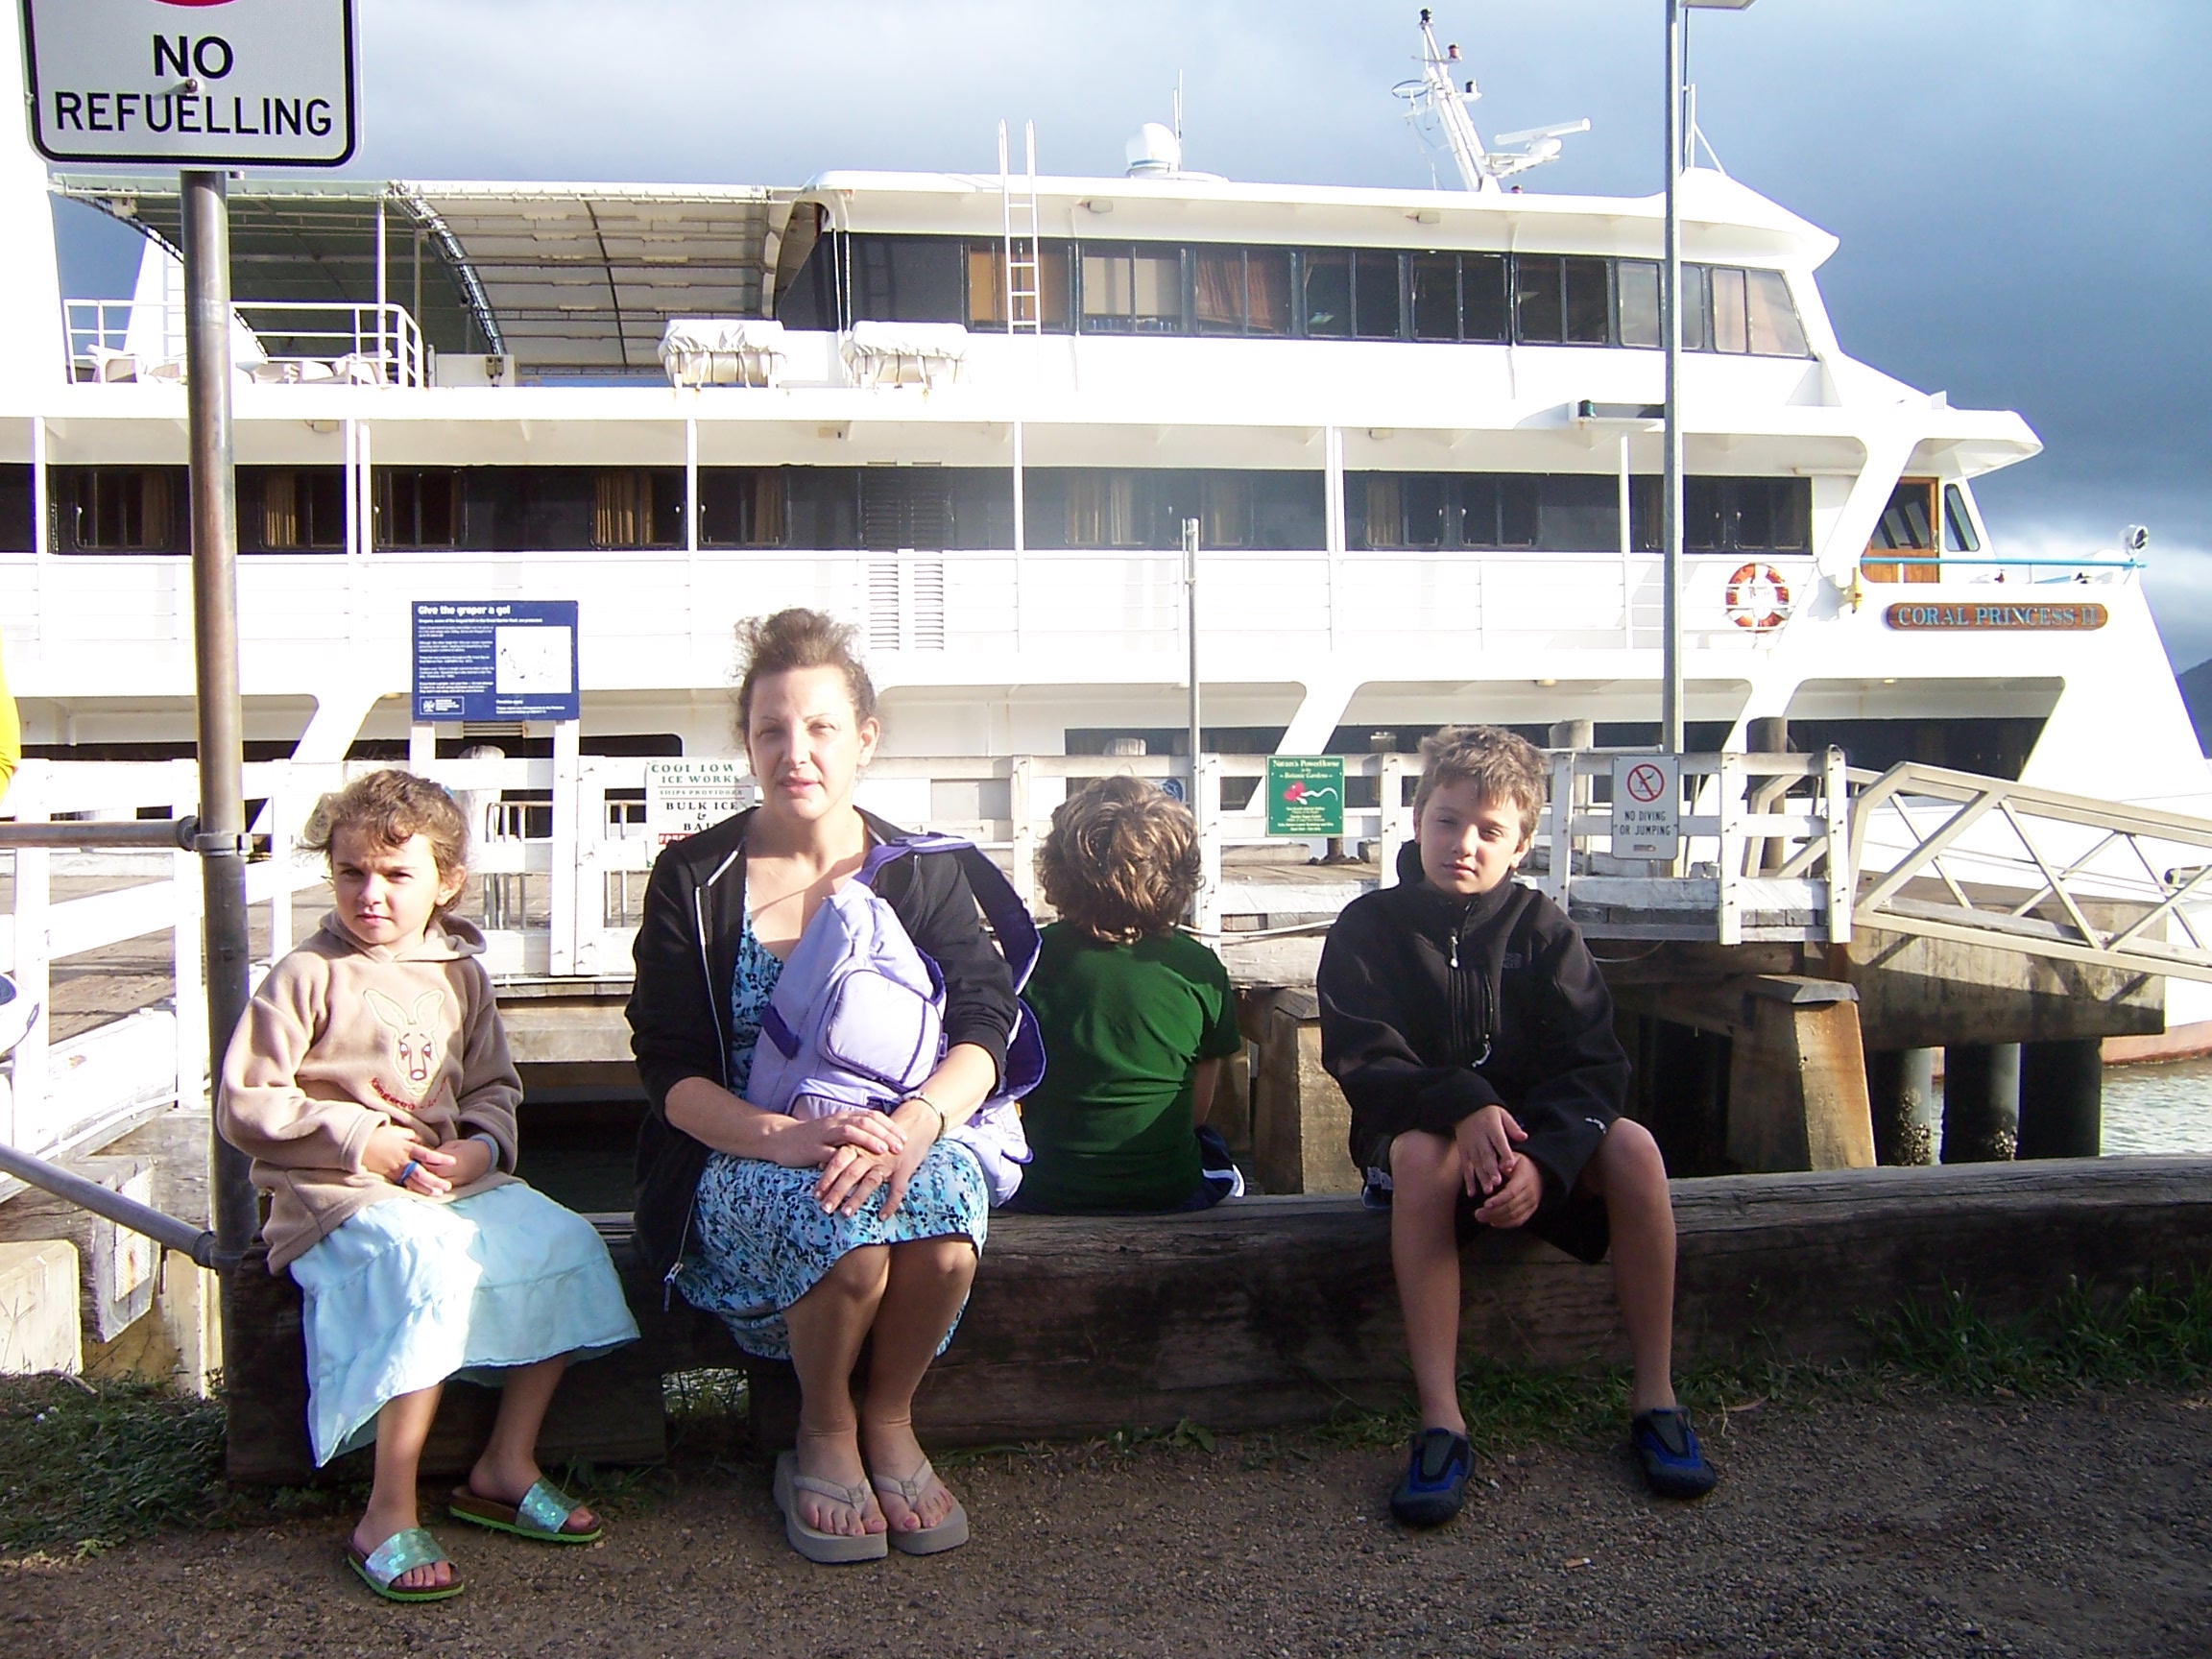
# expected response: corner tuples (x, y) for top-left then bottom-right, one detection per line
(218, 912), (520, 1271)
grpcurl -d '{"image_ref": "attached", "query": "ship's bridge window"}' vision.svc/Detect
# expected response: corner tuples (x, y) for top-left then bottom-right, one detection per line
(967, 239), (1073, 332)
(1081, 245), (1185, 334)
(1863, 478), (1937, 583)
(0, 465), (32, 552)
(376, 469), (458, 549)
(59, 467), (183, 553)
(1629, 475), (1813, 554)
(242, 468), (344, 553)
(1942, 483), (1982, 553)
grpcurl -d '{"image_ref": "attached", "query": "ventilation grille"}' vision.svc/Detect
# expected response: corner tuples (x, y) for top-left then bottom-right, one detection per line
(865, 558), (949, 654)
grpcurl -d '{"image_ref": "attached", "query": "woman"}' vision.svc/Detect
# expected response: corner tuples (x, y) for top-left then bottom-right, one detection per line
(628, 609), (1015, 1564)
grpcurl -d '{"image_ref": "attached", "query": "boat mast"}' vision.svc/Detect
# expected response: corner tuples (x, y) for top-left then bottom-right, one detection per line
(1412, 9), (1492, 192)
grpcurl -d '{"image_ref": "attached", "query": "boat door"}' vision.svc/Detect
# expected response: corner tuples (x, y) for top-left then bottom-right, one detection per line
(1862, 478), (1939, 584)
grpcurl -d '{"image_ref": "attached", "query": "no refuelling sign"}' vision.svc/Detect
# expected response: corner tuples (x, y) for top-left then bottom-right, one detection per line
(19, 0), (358, 167)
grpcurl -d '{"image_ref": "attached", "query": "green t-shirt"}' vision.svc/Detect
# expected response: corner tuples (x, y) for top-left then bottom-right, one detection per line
(1020, 922), (1245, 1213)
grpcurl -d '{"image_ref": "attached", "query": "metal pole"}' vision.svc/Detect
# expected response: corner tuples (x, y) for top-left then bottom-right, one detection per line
(1662, 0), (1686, 755)
(0, 1140), (240, 1271)
(180, 171), (258, 1267)
(1184, 516), (1201, 804)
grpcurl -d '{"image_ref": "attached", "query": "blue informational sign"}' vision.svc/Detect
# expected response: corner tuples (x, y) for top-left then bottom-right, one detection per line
(1159, 776), (1187, 804)
(412, 600), (580, 723)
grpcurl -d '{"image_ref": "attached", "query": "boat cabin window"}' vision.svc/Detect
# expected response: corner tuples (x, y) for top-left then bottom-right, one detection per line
(242, 468), (344, 552)
(592, 469), (685, 549)
(861, 467), (952, 552)
(0, 466), (32, 552)
(814, 231), (1812, 357)
(966, 240), (1073, 331)
(1629, 475), (1812, 554)
(1356, 472), (1633, 553)
(1194, 248), (1291, 337)
(376, 469), (459, 548)
(1862, 478), (1937, 583)
(699, 468), (786, 547)
(1617, 260), (1661, 349)
(1025, 469), (1322, 551)
(854, 235), (965, 325)
(58, 468), (184, 553)
(1082, 245), (1185, 333)
(1942, 483), (1982, 554)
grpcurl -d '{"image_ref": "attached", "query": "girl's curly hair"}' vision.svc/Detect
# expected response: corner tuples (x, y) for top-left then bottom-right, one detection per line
(300, 769), (469, 913)
(1037, 776), (1201, 944)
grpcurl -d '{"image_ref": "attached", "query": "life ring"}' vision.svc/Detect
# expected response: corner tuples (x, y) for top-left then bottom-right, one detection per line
(1724, 562), (1791, 632)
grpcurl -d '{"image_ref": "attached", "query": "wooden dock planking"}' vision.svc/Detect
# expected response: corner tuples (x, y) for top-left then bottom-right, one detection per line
(223, 1157), (2212, 1484)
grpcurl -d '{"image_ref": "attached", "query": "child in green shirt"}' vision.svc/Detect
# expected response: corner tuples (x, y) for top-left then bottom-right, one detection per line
(1015, 777), (1245, 1213)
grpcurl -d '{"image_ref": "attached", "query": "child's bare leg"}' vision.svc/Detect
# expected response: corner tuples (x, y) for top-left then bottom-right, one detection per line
(358, 1382), (451, 1591)
(781, 1243), (893, 1537)
(858, 1236), (975, 1532)
(1389, 1130), (1469, 1433)
(466, 1355), (594, 1527)
(1581, 1118), (1678, 1413)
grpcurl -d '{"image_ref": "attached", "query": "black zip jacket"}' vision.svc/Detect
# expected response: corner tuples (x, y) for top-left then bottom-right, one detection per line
(627, 806), (1017, 1285)
(1315, 841), (1629, 1209)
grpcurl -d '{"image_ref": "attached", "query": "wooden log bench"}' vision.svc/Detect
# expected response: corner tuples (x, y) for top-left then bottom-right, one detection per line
(224, 1156), (2212, 1484)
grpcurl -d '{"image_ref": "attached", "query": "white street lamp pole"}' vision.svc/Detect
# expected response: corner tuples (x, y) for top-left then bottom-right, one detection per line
(1665, 0), (1758, 756)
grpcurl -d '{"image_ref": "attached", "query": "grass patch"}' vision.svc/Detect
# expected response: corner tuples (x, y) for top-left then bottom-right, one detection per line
(1871, 1272), (2212, 1397)
(0, 1375), (232, 1558)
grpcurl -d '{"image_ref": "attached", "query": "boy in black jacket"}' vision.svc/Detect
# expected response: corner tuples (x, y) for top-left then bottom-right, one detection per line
(1316, 726), (1715, 1524)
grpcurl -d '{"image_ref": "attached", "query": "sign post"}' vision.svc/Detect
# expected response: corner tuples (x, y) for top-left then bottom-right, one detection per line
(17, 1), (360, 1298)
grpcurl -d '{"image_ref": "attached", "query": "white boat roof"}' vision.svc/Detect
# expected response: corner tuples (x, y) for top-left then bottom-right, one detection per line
(52, 165), (1833, 380)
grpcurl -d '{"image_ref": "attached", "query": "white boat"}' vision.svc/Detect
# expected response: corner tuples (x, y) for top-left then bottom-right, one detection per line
(0, 6), (2197, 811)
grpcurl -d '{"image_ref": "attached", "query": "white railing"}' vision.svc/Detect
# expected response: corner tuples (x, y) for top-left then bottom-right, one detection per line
(63, 299), (429, 389)
(1848, 763), (2212, 984)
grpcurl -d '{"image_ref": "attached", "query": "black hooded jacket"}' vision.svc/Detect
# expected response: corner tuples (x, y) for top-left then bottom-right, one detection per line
(626, 807), (1017, 1286)
(1315, 841), (1628, 1207)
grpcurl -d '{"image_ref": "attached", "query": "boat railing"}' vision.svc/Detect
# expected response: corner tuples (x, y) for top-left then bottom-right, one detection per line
(62, 298), (429, 389)
(1859, 554), (2145, 586)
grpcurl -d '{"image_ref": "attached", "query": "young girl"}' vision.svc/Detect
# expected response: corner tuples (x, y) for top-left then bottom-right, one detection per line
(1016, 776), (1246, 1213)
(219, 769), (638, 1602)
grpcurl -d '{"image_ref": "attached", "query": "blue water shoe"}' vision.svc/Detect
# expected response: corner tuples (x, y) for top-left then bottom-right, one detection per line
(1631, 1407), (1718, 1499)
(1388, 1427), (1473, 1527)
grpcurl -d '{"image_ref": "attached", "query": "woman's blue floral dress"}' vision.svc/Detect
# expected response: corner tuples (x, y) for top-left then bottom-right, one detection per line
(675, 919), (988, 1358)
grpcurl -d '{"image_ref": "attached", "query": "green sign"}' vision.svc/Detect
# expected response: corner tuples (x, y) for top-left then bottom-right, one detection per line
(1265, 756), (1345, 836)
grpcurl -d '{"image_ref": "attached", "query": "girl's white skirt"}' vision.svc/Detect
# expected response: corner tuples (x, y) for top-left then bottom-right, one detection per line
(288, 1183), (639, 1466)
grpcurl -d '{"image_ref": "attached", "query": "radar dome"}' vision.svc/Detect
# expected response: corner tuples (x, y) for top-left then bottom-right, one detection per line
(1125, 122), (1182, 178)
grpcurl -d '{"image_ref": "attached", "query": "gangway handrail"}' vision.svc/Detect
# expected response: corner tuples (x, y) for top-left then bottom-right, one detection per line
(0, 817), (201, 851)
(1846, 760), (2212, 984)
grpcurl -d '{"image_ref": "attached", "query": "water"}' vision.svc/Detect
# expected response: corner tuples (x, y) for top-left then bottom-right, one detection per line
(2100, 1057), (2212, 1155)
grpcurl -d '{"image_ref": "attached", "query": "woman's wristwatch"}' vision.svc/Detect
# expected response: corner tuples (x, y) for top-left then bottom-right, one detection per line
(901, 1092), (949, 1142)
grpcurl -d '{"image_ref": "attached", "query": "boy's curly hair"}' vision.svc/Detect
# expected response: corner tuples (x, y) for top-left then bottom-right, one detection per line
(1038, 776), (1201, 944)
(1412, 726), (1549, 841)
(301, 769), (470, 912)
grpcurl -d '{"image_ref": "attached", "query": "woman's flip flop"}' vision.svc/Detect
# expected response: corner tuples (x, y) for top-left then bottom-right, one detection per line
(773, 1451), (889, 1564)
(448, 1479), (603, 1544)
(348, 1526), (465, 1602)
(870, 1456), (970, 1555)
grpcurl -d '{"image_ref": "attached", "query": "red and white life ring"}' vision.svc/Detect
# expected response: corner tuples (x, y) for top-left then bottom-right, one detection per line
(1724, 562), (1791, 632)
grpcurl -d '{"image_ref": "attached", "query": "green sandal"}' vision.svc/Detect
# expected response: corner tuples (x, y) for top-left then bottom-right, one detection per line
(348, 1527), (464, 1602)
(448, 1479), (603, 1544)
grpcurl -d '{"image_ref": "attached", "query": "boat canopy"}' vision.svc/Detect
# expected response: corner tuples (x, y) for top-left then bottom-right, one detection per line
(51, 176), (794, 377)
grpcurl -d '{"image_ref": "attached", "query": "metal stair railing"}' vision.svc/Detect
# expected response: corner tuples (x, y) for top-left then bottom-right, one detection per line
(1846, 761), (2212, 983)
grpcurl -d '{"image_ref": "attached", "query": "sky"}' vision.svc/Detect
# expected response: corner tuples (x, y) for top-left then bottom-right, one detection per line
(55, 0), (2212, 663)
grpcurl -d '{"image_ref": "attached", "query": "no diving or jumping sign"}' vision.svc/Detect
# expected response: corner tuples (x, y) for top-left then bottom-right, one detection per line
(1611, 754), (1680, 859)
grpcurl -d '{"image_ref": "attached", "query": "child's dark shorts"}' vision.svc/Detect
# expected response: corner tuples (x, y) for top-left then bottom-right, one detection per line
(1358, 1130), (1612, 1265)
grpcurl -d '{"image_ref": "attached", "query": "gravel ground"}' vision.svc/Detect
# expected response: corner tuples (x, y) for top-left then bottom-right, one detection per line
(7, 1391), (2209, 1658)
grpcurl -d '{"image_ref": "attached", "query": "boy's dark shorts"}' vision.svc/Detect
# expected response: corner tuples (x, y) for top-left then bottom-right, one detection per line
(1359, 1130), (1612, 1265)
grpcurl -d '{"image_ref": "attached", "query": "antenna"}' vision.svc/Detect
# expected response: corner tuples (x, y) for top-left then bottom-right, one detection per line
(1174, 71), (1184, 145)
(1391, 9), (1587, 193)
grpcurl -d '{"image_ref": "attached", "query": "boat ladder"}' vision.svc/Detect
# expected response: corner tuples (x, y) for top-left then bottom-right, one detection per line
(998, 118), (1042, 333)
